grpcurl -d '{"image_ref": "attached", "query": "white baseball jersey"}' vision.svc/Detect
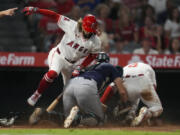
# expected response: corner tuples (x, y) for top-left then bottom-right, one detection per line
(110, 62), (162, 117)
(57, 15), (101, 62)
(122, 62), (162, 116)
(123, 62), (156, 87)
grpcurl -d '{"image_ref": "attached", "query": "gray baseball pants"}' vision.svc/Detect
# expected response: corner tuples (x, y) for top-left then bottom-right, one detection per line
(63, 77), (104, 121)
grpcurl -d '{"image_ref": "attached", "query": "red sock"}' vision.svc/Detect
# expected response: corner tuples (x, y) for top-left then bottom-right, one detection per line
(36, 70), (58, 94)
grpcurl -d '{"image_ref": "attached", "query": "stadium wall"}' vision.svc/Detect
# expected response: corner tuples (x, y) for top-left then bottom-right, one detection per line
(0, 57), (180, 123)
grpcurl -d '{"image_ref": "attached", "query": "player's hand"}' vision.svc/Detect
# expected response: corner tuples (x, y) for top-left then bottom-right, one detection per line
(120, 90), (128, 103)
(72, 66), (81, 77)
(22, 7), (39, 16)
(72, 69), (80, 77)
(3, 7), (18, 16)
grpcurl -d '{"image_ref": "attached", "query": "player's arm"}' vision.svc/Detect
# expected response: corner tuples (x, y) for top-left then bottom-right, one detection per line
(72, 54), (97, 77)
(101, 64), (128, 103)
(101, 77), (128, 103)
(80, 53), (97, 68)
(100, 83), (115, 104)
(0, 7), (18, 18)
(23, 7), (76, 34)
(23, 7), (60, 22)
(110, 64), (128, 103)
(114, 77), (128, 103)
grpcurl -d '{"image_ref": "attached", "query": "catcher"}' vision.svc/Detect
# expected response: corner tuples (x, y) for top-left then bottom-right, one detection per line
(101, 62), (163, 126)
(63, 52), (128, 128)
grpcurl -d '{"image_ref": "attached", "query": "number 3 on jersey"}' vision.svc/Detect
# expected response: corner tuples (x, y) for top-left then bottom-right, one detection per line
(128, 63), (138, 68)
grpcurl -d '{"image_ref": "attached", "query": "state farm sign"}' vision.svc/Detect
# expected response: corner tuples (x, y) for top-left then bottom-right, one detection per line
(110, 54), (180, 69)
(0, 52), (180, 69)
(0, 53), (35, 66)
(146, 55), (180, 68)
(0, 52), (47, 67)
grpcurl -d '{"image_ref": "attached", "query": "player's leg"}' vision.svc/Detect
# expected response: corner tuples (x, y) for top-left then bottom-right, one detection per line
(140, 86), (163, 117)
(141, 75), (163, 117)
(63, 79), (80, 128)
(63, 80), (77, 117)
(122, 77), (141, 125)
(124, 99), (140, 125)
(132, 76), (163, 126)
(146, 66), (157, 90)
(123, 77), (140, 101)
(61, 67), (73, 85)
(75, 78), (104, 126)
(28, 48), (64, 106)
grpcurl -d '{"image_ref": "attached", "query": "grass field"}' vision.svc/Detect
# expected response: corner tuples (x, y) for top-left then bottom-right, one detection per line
(0, 129), (180, 135)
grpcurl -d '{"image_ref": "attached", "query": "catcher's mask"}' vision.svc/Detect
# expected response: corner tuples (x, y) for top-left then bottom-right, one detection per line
(96, 52), (110, 63)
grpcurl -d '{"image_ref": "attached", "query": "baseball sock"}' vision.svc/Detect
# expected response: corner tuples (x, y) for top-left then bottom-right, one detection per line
(36, 70), (58, 94)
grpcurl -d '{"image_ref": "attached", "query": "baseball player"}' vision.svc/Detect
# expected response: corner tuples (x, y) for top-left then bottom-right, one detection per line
(22, 7), (102, 106)
(63, 53), (128, 128)
(0, 7), (18, 18)
(101, 62), (163, 126)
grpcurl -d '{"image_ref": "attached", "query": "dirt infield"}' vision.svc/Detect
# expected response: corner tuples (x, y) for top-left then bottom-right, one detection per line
(2, 120), (180, 132)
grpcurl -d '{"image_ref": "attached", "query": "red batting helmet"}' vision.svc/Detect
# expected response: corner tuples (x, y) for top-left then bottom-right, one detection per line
(82, 14), (97, 33)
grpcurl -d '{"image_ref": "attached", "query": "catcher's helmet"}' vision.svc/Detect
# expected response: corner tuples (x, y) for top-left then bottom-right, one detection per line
(96, 52), (110, 63)
(82, 14), (97, 33)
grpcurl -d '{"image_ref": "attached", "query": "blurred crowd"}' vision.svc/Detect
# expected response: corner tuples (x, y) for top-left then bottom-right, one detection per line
(25, 0), (180, 55)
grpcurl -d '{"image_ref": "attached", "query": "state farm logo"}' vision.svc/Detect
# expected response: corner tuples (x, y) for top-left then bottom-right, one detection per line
(128, 55), (180, 68)
(0, 53), (35, 66)
(128, 55), (144, 64)
(146, 55), (180, 67)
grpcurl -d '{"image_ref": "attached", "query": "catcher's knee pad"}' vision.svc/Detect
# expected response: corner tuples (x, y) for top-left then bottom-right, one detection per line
(44, 70), (58, 83)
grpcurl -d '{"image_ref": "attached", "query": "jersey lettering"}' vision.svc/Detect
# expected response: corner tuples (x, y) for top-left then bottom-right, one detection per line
(83, 49), (88, 53)
(128, 63), (138, 68)
(64, 17), (70, 21)
(67, 41), (74, 47)
(73, 43), (80, 49)
(66, 41), (88, 54)
(78, 46), (84, 52)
